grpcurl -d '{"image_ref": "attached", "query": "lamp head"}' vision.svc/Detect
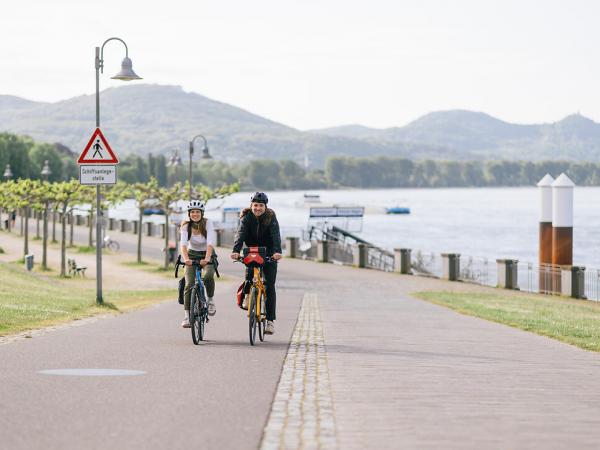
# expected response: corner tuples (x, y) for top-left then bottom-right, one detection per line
(201, 147), (211, 159)
(3, 164), (13, 179)
(111, 57), (142, 81)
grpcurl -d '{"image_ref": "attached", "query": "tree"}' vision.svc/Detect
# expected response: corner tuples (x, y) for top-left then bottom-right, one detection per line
(52, 180), (84, 276)
(130, 178), (160, 263)
(155, 182), (184, 269)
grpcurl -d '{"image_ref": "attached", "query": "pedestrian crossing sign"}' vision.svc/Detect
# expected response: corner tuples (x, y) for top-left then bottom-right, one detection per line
(77, 128), (119, 164)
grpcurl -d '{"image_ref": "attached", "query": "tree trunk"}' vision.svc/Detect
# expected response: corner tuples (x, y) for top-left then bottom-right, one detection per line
(23, 207), (29, 258)
(137, 207), (143, 263)
(69, 211), (74, 247)
(36, 211), (40, 239)
(52, 208), (57, 243)
(60, 205), (67, 277)
(164, 213), (170, 269)
(88, 211), (93, 247)
(20, 208), (23, 236)
(42, 203), (48, 270)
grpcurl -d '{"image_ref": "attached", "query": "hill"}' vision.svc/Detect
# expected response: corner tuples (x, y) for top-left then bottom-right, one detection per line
(0, 85), (444, 167)
(311, 110), (600, 161)
(2, 86), (600, 165)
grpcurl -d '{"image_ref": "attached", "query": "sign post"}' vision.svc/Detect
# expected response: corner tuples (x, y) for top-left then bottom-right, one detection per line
(77, 127), (119, 305)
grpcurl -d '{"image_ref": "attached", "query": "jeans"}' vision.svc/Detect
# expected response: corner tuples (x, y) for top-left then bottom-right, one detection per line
(184, 249), (215, 310)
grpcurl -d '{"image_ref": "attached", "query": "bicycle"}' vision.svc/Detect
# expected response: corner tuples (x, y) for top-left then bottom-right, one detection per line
(93, 235), (120, 252)
(235, 246), (276, 346)
(175, 255), (213, 344)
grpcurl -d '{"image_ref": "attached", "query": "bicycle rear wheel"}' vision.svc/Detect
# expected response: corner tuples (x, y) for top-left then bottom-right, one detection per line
(248, 288), (257, 346)
(191, 287), (202, 344)
(107, 241), (119, 252)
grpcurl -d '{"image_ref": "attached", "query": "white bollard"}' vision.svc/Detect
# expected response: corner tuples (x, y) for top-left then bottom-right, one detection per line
(551, 173), (574, 267)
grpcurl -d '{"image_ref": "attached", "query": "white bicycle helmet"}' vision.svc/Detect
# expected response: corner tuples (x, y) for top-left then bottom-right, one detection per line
(187, 200), (205, 212)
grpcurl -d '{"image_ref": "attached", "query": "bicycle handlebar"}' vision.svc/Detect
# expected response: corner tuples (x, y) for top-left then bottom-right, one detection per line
(174, 255), (214, 278)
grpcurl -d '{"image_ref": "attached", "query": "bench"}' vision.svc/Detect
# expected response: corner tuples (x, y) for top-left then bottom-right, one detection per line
(67, 258), (87, 277)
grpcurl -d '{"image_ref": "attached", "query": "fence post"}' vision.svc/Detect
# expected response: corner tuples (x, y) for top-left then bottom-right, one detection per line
(108, 218), (115, 231)
(441, 253), (460, 281)
(353, 243), (367, 268)
(317, 240), (329, 263)
(119, 219), (127, 232)
(565, 266), (586, 299)
(286, 236), (299, 258)
(145, 222), (153, 237)
(497, 259), (519, 289)
(132, 220), (138, 235)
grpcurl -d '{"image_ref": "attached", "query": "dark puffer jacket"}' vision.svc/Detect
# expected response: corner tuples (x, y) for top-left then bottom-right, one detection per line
(233, 208), (282, 256)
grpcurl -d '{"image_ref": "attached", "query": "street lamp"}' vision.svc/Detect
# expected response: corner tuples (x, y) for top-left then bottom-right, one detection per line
(3, 164), (13, 180)
(189, 134), (211, 198)
(93, 37), (142, 305)
(167, 150), (183, 186)
(1, 165), (12, 231)
(41, 160), (51, 269)
(41, 160), (51, 180)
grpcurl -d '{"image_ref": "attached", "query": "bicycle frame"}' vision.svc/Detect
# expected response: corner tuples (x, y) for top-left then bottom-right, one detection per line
(248, 266), (266, 319)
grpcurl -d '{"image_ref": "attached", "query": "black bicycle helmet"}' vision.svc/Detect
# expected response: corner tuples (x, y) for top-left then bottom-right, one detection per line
(251, 192), (268, 204)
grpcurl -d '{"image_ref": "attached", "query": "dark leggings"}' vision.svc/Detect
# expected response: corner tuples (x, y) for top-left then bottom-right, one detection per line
(246, 262), (278, 321)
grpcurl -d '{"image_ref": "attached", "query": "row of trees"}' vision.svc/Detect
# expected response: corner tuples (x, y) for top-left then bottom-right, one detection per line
(0, 179), (238, 275)
(324, 157), (600, 188)
(4, 131), (600, 189)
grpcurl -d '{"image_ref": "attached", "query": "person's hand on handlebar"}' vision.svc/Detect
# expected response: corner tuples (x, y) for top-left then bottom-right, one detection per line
(230, 252), (240, 260)
(199, 259), (209, 267)
(272, 253), (282, 261)
(184, 259), (192, 266)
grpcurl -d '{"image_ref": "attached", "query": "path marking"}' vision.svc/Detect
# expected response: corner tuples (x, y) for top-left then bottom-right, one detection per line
(261, 292), (338, 450)
(39, 369), (146, 376)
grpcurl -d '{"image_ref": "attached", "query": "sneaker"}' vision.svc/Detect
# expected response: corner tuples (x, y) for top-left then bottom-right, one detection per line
(265, 320), (275, 335)
(241, 297), (248, 310)
(181, 317), (191, 328)
(208, 299), (216, 316)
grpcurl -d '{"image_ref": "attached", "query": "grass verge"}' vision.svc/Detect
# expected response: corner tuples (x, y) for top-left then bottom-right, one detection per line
(414, 291), (600, 352)
(0, 262), (173, 337)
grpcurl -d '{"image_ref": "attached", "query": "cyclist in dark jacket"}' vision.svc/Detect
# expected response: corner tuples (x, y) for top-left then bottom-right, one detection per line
(231, 192), (282, 335)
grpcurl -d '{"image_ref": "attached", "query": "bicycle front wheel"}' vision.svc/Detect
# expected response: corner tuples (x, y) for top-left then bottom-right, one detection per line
(258, 293), (266, 342)
(248, 288), (257, 346)
(191, 287), (202, 345)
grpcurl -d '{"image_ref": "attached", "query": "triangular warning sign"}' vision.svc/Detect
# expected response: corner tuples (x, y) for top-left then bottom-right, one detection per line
(78, 128), (119, 164)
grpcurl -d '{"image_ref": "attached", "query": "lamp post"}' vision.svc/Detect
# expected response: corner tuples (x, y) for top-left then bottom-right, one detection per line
(1, 165), (12, 231)
(167, 150), (183, 186)
(94, 37), (142, 305)
(3, 164), (12, 180)
(188, 134), (211, 199)
(41, 160), (51, 269)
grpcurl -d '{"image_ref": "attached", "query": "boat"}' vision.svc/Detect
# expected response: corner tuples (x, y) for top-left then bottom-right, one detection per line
(143, 208), (165, 215)
(385, 206), (411, 215)
(303, 193), (321, 204)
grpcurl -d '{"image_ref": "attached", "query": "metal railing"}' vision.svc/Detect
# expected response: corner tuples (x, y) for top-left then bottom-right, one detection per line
(411, 251), (442, 278)
(328, 241), (355, 265)
(583, 268), (600, 301)
(366, 245), (395, 272)
(459, 256), (495, 287)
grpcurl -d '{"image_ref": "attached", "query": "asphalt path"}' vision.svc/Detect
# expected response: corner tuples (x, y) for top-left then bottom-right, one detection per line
(1, 222), (304, 450)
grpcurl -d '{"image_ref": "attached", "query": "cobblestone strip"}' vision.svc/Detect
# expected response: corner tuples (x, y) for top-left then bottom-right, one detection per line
(261, 292), (338, 450)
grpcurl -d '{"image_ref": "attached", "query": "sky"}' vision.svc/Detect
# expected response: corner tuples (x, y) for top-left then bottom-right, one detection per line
(1, 0), (600, 130)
